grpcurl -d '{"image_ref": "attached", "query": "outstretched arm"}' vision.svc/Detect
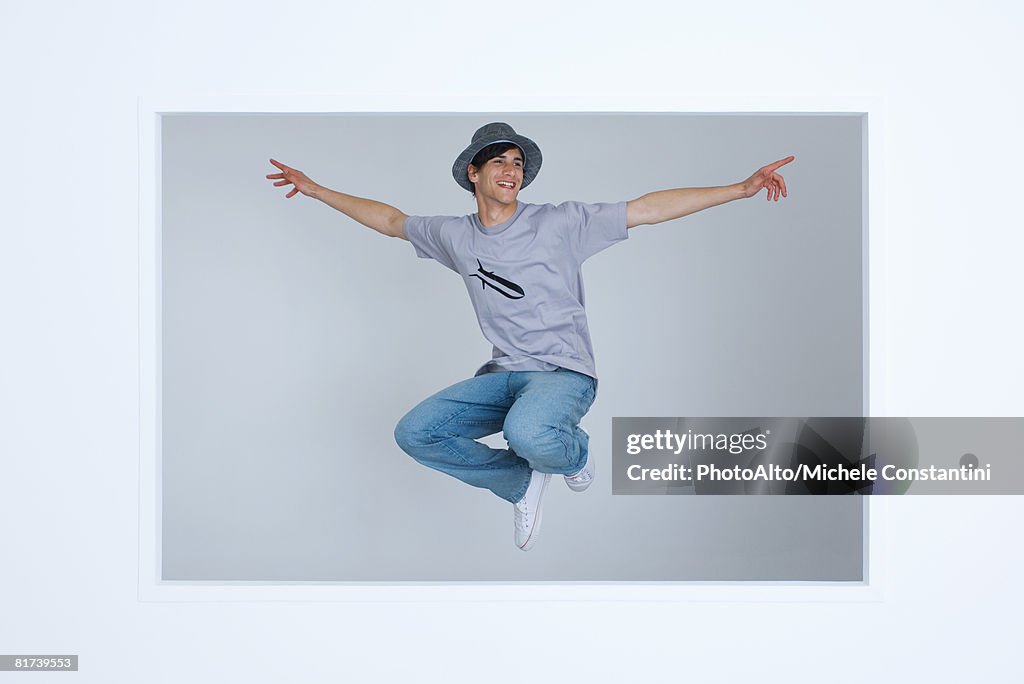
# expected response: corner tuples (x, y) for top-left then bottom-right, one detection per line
(266, 159), (409, 240)
(626, 156), (794, 229)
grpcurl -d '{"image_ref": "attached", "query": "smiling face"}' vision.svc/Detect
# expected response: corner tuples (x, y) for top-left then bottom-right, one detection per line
(467, 146), (525, 208)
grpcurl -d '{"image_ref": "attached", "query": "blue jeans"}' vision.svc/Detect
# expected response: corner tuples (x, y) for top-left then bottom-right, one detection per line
(394, 369), (597, 503)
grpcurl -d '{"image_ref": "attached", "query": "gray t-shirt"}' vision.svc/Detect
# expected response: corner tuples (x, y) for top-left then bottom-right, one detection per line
(404, 200), (628, 380)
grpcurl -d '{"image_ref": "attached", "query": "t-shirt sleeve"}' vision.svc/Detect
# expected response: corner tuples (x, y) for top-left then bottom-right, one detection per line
(560, 200), (629, 263)
(403, 215), (459, 272)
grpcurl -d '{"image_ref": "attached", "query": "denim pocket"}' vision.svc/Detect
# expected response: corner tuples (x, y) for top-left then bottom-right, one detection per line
(554, 367), (595, 398)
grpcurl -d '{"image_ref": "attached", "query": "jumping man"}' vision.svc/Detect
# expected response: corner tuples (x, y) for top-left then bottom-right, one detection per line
(266, 122), (793, 551)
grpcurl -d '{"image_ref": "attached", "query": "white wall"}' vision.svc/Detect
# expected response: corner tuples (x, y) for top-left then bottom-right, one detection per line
(1, 1), (1021, 681)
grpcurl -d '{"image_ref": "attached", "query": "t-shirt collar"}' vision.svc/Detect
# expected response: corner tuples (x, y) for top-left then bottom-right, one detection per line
(472, 202), (526, 236)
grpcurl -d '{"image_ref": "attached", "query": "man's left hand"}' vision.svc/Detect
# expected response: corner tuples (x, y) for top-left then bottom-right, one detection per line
(739, 156), (794, 201)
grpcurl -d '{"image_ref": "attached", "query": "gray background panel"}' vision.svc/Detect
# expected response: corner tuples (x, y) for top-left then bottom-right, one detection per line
(161, 113), (864, 580)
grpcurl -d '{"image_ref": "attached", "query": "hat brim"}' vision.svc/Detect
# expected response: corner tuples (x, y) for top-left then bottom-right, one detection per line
(451, 133), (543, 193)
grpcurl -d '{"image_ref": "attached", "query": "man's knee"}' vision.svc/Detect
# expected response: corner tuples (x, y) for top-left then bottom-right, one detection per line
(394, 410), (435, 453)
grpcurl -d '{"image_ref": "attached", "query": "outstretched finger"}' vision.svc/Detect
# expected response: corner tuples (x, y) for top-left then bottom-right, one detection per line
(763, 155), (795, 174)
(286, 187), (298, 199)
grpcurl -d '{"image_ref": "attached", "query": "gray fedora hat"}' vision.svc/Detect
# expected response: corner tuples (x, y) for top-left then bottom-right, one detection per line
(451, 122), (542, 193)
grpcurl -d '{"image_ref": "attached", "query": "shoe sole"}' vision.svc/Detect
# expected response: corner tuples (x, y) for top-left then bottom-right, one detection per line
(565, 477), (592, 493)
(518, 473), (550, 551)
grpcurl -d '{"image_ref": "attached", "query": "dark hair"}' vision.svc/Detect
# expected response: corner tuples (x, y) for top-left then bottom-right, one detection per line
(467, 142), (524, 195)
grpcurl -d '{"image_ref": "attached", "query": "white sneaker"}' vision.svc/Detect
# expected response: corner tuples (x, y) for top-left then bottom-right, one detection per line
(513, 469), (551, 551)
(564, 425), (594, 492)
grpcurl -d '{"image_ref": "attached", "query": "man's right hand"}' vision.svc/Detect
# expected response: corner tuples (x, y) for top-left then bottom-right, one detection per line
(265, 157), (408, 239)
(266, 158), (321, 199)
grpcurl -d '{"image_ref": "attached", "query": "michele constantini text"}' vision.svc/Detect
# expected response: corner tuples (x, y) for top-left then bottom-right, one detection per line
(626, 463), (993, 482)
